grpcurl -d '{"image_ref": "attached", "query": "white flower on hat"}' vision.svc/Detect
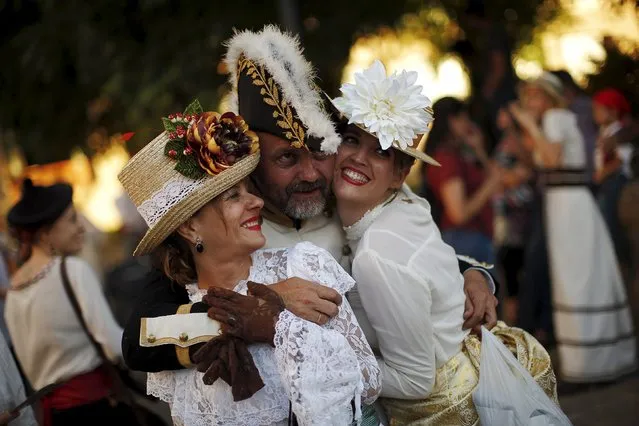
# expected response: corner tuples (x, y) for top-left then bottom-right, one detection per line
(332, 60), (433, 151)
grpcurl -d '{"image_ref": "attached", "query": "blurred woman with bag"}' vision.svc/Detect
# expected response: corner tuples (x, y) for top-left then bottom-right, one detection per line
(4, 179), (144, 426)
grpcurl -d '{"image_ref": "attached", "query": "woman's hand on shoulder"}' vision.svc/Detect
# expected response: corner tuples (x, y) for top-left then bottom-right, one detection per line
(269, 277), (342, 325)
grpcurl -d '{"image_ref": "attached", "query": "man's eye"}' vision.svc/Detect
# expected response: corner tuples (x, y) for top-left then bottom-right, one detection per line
(312, 151), (329, 161)
(276, 153), (297, 166)
(343, 136), (358, 145)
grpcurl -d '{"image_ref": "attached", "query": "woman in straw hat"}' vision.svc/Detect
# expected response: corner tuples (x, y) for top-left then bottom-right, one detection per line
(325, 61), (561, 425)
(118, 101), (380, 426)
(509, 72), (636, 385)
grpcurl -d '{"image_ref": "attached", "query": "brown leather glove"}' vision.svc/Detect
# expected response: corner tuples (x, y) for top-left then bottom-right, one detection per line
(204, 282), (285, 346)
(192, 336), (232, 386)
(227, 338), (265, 401)
(192, 335), (265, 401)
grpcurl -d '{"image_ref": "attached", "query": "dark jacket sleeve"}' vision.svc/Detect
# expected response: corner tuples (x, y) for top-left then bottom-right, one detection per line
(121, 270), (208, 372)
(457, 259), (500, 295)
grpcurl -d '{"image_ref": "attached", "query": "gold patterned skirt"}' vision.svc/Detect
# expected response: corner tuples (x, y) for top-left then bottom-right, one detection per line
(381, 322), (558, 426)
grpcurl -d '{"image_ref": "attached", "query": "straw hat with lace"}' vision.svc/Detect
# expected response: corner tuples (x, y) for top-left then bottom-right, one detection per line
(118, 100), (260, 256)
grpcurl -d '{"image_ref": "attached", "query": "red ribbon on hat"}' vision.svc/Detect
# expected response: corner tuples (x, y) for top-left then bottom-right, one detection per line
(593, 88), (630, 117)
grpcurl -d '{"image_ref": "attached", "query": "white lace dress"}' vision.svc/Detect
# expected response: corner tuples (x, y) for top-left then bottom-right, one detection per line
(147, 242), (381, 426)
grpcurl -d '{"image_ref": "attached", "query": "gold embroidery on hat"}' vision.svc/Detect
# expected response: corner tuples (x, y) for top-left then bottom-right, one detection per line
(238, 55), (306, 149)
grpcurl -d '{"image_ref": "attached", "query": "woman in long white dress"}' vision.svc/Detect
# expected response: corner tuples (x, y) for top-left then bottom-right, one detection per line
(118, 103), (381, 425)
(509, 71), (636, 383)
(327, 60), (559, 425)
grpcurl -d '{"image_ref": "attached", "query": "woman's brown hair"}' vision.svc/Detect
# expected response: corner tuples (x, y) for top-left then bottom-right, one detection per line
(394, 150), (415, 175)
(153, 234), (197, 286)
(151, 200), (232, 286)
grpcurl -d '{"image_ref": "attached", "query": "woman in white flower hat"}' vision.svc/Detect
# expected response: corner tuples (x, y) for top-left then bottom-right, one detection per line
(118, 100), (380, 426)
(326, 61), (559, 425)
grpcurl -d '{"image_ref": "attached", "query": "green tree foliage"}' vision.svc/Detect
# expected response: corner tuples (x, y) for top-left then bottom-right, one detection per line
(0, 0), (565, 164)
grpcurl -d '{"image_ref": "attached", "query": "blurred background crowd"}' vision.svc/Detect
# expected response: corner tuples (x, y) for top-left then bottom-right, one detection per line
(1, 0), (638, 424)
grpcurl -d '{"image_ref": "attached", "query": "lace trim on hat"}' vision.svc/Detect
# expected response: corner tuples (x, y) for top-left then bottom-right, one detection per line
(137, 174), (205, 228)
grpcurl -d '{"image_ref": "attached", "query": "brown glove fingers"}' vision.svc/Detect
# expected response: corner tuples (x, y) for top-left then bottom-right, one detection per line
(247, 281), (285, 310)
(192, 338), (225, 368)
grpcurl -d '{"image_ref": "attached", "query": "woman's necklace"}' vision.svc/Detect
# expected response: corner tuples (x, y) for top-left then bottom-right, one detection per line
(11, 259), (57, 291)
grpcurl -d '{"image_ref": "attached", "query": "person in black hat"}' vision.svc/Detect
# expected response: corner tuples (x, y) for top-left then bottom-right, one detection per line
(4, 179), (139, 425)
(7, 179), (78, 264)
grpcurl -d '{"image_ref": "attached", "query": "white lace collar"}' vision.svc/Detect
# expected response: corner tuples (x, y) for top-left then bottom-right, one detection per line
(344, 192), (397, 244)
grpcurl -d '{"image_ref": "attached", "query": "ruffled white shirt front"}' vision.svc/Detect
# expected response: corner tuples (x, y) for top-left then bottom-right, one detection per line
(147, 242), (381, 426)
(345, 186), (469, 399)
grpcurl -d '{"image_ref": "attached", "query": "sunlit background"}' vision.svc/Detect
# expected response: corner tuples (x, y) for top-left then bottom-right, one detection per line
(1, 0), (637, 233)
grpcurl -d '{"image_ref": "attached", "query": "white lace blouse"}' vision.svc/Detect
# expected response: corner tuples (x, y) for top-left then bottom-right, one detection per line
(147, 242), (381, 426)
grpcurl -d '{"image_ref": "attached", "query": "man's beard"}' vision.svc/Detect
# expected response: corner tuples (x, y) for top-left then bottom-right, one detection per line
(282, 179), (329, 220)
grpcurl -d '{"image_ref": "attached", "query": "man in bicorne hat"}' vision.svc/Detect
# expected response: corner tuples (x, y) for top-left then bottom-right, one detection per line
(122, 26), (499, 422)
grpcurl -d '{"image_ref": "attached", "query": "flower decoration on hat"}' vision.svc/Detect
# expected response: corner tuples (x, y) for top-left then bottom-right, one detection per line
(332, 60), (434, 151)
(163, 99), (259, 179)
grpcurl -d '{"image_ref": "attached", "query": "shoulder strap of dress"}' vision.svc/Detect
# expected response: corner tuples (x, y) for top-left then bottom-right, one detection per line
(60, 258), (154, 426)
(59, 256), (109, 363)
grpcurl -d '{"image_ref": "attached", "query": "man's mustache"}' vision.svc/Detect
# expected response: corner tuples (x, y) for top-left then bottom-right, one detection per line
(287, 179), (327, 195)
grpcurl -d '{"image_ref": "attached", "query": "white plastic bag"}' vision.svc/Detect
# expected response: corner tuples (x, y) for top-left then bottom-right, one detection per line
(472, 327), (572, 426)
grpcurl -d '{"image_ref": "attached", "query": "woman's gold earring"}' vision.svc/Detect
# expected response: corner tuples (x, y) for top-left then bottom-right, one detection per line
(195, 237), (204, 253)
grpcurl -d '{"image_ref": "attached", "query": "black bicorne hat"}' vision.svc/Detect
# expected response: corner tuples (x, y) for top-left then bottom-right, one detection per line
(224, 25), (341, 153)
(7, 179), (73, 229)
